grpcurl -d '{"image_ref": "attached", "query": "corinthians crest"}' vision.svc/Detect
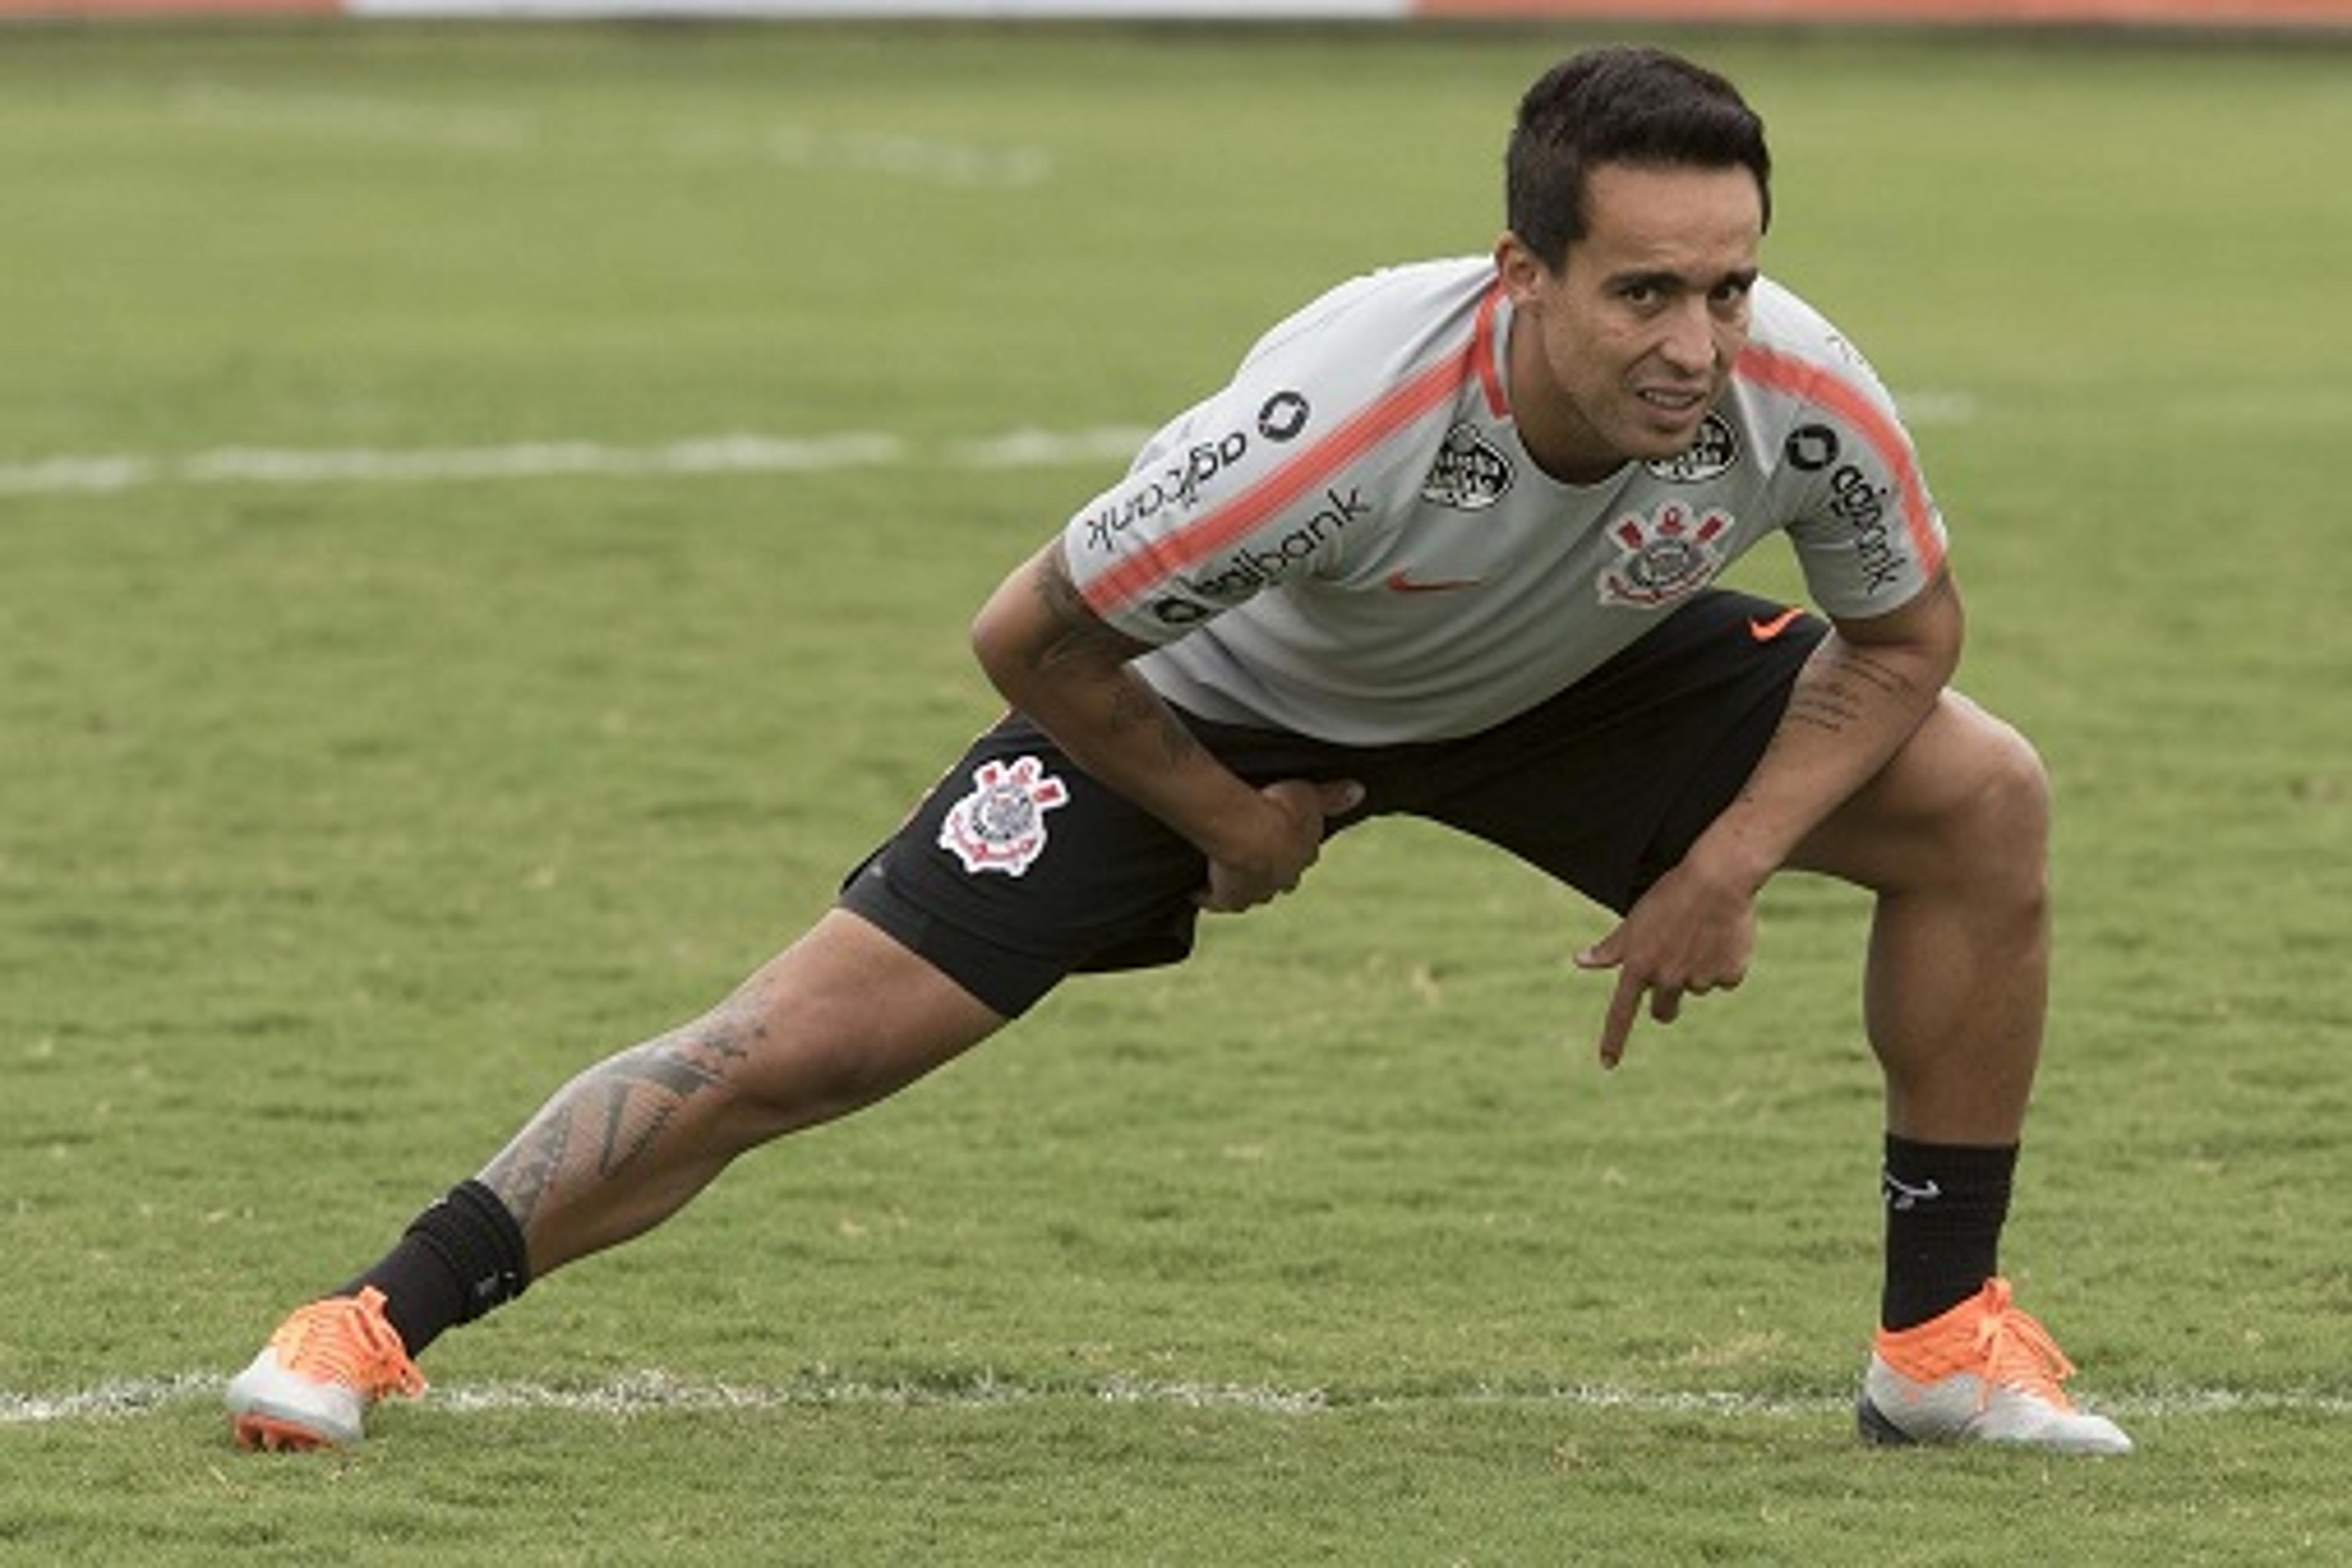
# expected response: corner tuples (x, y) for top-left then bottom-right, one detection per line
(1597, 501), (1733, 608)
(1420, 422), (1515, 510)
(938, 755), (1069, 876)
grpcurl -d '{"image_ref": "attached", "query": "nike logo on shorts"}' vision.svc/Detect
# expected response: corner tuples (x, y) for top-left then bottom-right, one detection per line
(1747, 606), (1805, 643)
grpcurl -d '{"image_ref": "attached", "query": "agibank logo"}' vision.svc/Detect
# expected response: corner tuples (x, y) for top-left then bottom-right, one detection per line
(1084, 428), (1253, 554)
(1597, 502), (1733, 608)
(1179, 486), (1370, 600)
(938, 756), (1069, 877)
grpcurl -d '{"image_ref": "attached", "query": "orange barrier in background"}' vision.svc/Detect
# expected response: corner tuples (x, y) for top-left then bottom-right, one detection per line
(0, 0), (337, 10)
(4, 0), (2347, 22)
(1420, 0), (2352, 23)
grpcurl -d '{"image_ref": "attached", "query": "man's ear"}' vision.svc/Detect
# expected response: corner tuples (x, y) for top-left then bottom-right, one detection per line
(1493, 232), (1553, 306)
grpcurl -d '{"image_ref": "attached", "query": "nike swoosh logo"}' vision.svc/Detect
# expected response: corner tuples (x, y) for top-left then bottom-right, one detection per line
(1747, 606), (1805, 643)
(1882, 1175), (1942, 1211)
(1384, 570), (1480, 595)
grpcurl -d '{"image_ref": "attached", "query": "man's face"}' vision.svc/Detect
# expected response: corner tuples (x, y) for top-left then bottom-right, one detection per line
(1498, 162), (1764, 484)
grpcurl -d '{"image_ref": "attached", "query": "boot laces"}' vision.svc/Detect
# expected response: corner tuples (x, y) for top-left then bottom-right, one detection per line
(268, 1287), (427, 1400)
(1967, 1279), (2076, 1412)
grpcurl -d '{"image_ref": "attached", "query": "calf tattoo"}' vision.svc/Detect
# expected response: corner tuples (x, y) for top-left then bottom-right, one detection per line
(481, 1014), (753, 1227)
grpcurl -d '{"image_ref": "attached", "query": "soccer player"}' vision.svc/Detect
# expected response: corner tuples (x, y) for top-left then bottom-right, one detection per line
(227, 45), (2130, 1455)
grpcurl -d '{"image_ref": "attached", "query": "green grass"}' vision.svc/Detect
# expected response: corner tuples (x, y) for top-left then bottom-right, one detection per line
(2, 21), (2349, 1565)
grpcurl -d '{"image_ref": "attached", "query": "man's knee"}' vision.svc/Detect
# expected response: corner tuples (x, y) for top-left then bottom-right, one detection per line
(1940, 699), (2049, 838)
(714, 911), (1006, 1130)
(1800, 695), (2051, 899)
(1940, 711), (2053, 931)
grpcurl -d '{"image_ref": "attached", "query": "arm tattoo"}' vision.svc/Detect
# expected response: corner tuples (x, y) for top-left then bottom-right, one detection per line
(1025, 549), (1198, 765)
(1784, 646), (1915, 736)
(481, 1014), (755, 1227)
(1027, 552), (1137, 671)
(1107, 676), (1203, 768)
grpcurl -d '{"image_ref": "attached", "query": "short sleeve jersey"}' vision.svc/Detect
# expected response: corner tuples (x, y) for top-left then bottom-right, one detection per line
(1061, 257), (1947, 745)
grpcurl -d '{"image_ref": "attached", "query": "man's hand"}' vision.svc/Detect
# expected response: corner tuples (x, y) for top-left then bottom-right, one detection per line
(1571, 576), (1966, 1071)
(1574, 857), (1759, 1069)
(1197, 778), (1364, 913)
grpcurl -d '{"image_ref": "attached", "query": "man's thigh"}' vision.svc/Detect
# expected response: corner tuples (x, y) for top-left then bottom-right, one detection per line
(1403, 590), (1825, 913)
(838, 590), (1822, 1012)
(837, 712), (1364, 1017)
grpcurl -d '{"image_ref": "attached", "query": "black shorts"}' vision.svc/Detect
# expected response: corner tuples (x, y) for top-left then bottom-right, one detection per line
(839, 589), (1826, 1017)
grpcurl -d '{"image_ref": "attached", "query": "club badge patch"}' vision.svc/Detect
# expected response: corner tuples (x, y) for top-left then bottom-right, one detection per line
(1419, 423), (1515, 511)
(938, 755), (1069, 876)
(1596, 502), (1734, 608)
(1644, 412), (1740, 483)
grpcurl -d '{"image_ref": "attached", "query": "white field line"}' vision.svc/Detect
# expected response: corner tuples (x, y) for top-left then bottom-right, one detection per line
(0, 429), (1152, 499)
(0, 402), (1973, 503)
(170, 83), (539, 153)
(169, 83), (1054, 187)
(674, 124), (1054, 189)
(1894, 389), (1977, 426)
(4, 1370), (2346, 1427)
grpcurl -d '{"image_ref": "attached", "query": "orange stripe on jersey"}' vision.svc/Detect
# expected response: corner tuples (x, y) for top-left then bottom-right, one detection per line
(1735, 343), (1946, 579)
(1472, 282), (1509, 418)
(1083, 342), (1479, 619)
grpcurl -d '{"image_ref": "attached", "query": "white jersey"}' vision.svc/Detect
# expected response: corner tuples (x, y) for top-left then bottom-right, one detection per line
(1062, 256), (1947, 745)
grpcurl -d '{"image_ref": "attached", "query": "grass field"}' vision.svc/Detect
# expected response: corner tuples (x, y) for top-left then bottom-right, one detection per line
(3, 19), (2350, 1564)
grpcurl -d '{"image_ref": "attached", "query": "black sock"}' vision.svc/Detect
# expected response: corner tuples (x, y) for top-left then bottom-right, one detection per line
(340, 1180), (532, 1357)
(1879, 1134), (2017, 1331)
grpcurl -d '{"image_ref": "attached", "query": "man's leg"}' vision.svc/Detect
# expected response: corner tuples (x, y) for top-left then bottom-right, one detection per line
(225, 910), (1006, 1450)
(1790, 692), (2129, 1453)
(478, 910), (1006, 1276)
(1791, 688), (2050, 1146)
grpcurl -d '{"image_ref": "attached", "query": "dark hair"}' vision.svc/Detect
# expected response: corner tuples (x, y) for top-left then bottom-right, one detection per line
(1506, 47), (1772, 270)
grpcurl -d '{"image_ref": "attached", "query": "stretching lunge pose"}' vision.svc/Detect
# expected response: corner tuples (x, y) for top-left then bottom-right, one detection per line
(228, 46), (2130, 1455)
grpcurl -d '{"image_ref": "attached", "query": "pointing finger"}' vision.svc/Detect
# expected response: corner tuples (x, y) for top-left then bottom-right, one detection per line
(1597, 969), (1643, 1069)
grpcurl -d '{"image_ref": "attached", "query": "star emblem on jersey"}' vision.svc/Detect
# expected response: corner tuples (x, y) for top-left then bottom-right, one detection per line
(937, 756), (1070, 877)
(1419, 422), (1514, 510)
(1596, 502), (1733, 608)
